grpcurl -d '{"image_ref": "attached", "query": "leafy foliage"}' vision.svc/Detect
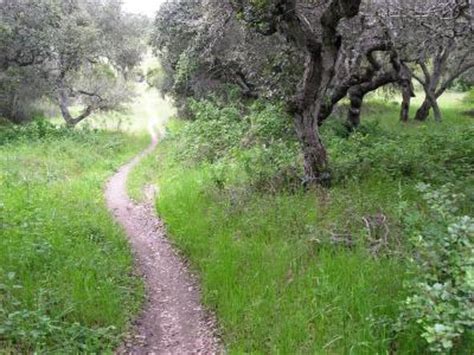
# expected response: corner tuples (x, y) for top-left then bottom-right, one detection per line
(398, 183), (474, 353)
(0, 119), (74, 145)
(0, 0), (148, 125)
(0, 123), (146, 352)
(165, 98), (299, 191)
(167, 97), (473, 193)
(324, 120), (474, 184)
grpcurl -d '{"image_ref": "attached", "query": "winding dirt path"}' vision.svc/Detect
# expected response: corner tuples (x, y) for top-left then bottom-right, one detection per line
(105, 127), (220, 354)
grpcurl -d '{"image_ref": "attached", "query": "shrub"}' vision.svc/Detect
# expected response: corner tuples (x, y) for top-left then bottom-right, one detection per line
(234, 140), (301, 192)
(167, 98), (300, 191)
(169, 98), (473, 193)
(0, 119), (70, 145)
(329, 124), (474, 184)
(170, 100), (245, 163)
(244, 101), (294, 144)
(398, 183), (474, 353)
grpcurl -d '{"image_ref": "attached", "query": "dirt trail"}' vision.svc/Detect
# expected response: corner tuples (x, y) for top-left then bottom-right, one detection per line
(105, 126), (220, 354)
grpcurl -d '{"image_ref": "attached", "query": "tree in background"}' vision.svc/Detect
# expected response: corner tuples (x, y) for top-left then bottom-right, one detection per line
(0, 0), (147, 126)
(0, 0), (56, 122)
(377, 0), (474, 121)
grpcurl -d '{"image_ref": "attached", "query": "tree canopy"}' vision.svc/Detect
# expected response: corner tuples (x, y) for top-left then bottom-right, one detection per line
(0, 0), (147, 125)
(151, 0), (473, 185)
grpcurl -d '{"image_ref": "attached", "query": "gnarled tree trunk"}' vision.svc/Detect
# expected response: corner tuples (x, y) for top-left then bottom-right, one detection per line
(58, 86), (94, 127)
(347, 89), (364, 130)
(426, 89), (442, 122)
(414, 98), (431, 121)
(344, 58), (403, 130)
(286, 0), (361, 186)
(399, 64), (415, 122)
(413, 43), (457, 122)
(295, 109), (330, 186)
(236, 0), (362, 186)
(415, 89), (442, 122)
(400, 85), (412, 122)
(291, 51), (332, 186)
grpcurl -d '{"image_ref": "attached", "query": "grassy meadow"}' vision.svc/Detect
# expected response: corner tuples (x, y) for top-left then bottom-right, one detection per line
(129, 93), (473, 354)
(0, 90), (471, 353)
(0, 123), (148, 352)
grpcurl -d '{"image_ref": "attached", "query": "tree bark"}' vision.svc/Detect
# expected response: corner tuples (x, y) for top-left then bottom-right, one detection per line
(413, 58), (474, 122)
(414, 89), (442, 122)
(239, 0), (362, 186)
(400, 84), (412, 122)
(291, 51), (332, 186)
(344, 65), (400, 130)
(427, 89), (442, 122)
(347, 90), (364, 130)
(58, 86), (94, 127)
(413, 44), (454, 122)
(294, 109), (330, 187)
(277, 0), (360, 186)
(414, 98), (431, 121)
(399, 63), (414, 122)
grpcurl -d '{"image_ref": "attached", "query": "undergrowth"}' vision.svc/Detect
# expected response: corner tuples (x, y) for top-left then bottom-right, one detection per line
(0, 120), (147, 353)
(129, 95), (473, 353)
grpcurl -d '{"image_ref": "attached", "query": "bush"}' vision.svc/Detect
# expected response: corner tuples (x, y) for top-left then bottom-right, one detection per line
(168, 98), (473, 193)
(234, 141), (301, 192)
(171, 100), (245, 163)
(0, 119), (71, 145)
(244, 101), (294, 144)
(166, 98), (300, 191)
(328, 124), (474, 185)
(397, 183), (474, 353)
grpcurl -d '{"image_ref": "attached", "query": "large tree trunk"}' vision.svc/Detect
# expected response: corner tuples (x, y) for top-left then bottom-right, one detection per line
(399, 65), (414, 122)
(344, 66), (400, 131)
(294, 109), (330, 187)
(427, 91), (442, 122)
(413, 65), (471, 121)
(56, 75), (97, 127)
(414, 91), (442, 122)
(413, 45), (453, 122)
(256, 0), (362, 187)
(292, 52), (332, 186)
(414, 98), (431, 121)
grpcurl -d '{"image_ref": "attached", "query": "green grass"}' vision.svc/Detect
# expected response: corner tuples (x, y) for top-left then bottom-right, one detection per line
(127, 119), (183, 201)
(0, 123), (148, 352)
(157, 171), (412, 353)
(129, 93), (473, 353)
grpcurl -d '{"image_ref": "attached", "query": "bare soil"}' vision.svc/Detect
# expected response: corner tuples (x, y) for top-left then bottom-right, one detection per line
(105, 130), (221, 354)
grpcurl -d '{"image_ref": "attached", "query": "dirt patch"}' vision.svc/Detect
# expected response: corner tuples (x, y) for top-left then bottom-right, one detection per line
(105, 130), (221, 354)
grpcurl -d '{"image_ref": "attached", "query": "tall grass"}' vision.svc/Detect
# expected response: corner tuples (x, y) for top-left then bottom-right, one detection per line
(129, 94), (473, 353)
(0, 122), (148, 352)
